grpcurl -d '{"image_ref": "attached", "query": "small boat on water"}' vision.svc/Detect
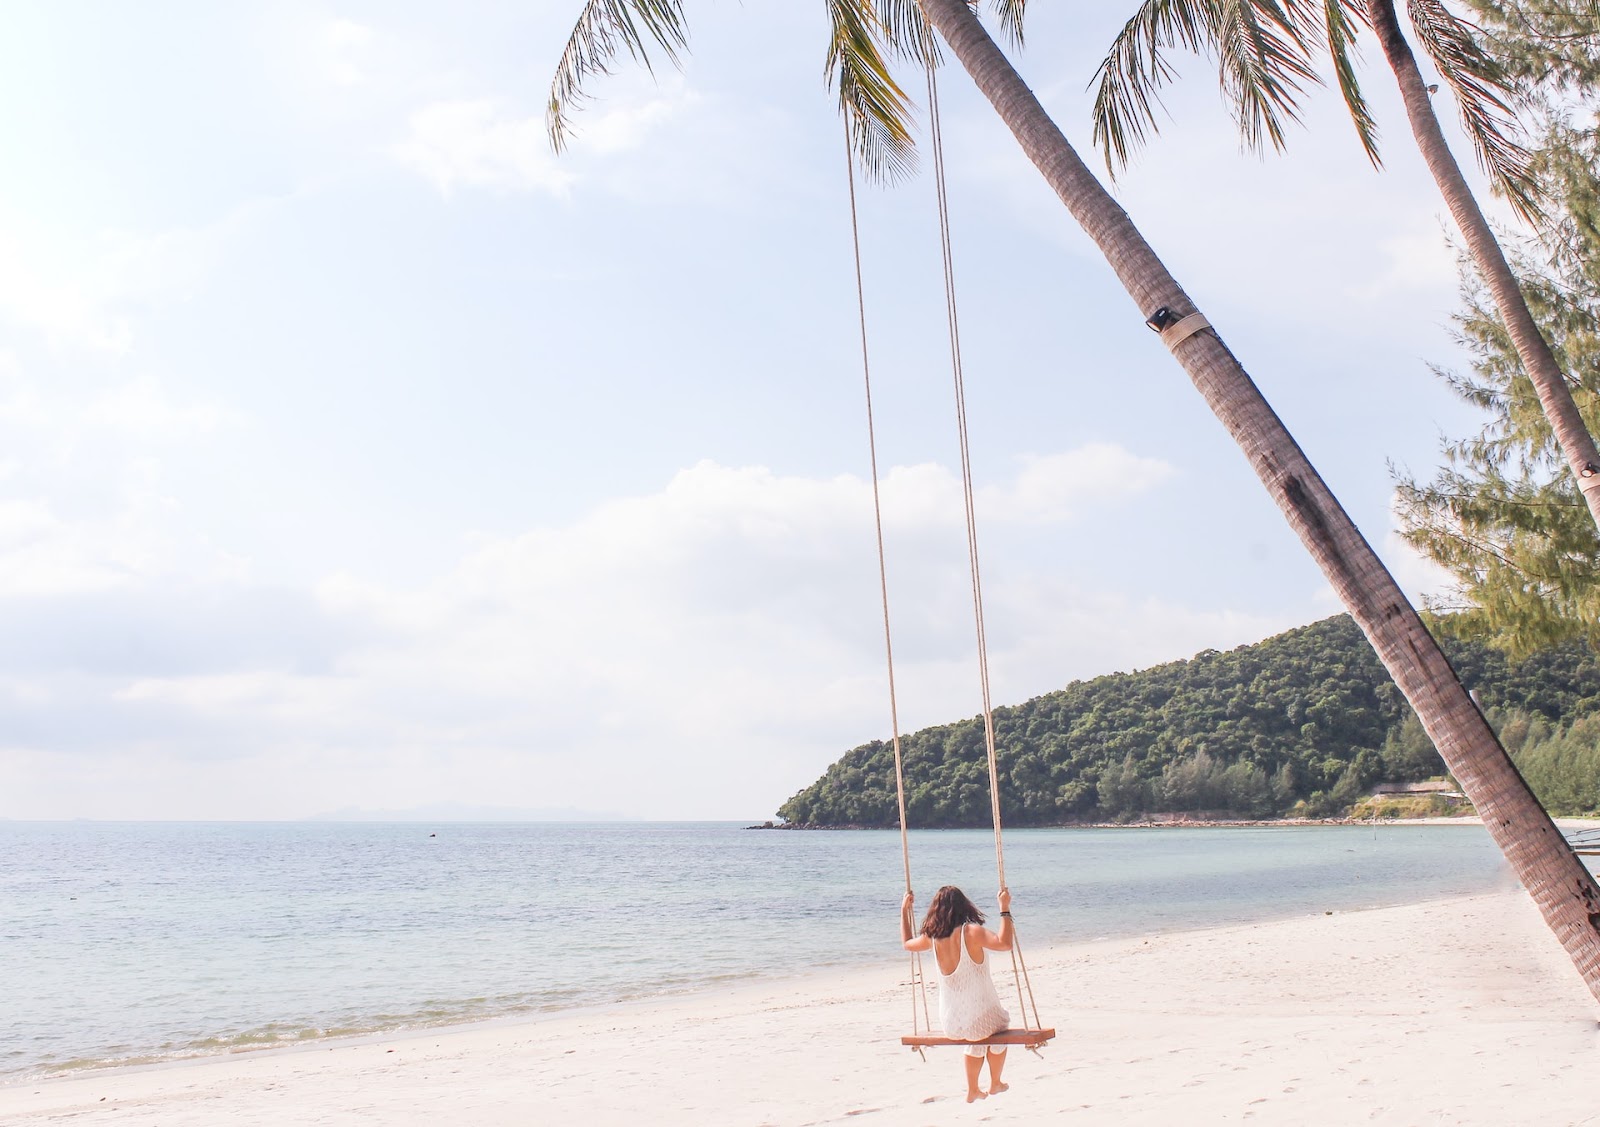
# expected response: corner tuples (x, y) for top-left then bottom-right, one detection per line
(1568, 827), (1600, 857)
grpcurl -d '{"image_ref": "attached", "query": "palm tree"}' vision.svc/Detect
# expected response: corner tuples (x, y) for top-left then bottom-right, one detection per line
(546, 0), (1600, 1002)
(1089, 0), (1600, 536)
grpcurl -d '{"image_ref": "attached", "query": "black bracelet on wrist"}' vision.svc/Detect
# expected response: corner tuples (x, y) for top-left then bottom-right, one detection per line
(1000, 911), (1012, 917)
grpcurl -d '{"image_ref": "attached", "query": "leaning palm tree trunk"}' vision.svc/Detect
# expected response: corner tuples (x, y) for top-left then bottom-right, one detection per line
(916, 0), (1600, 1003)
(1368, 0), (1600, 533)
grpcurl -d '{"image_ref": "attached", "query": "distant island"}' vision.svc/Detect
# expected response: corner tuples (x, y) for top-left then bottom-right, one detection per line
(779, 615), (1600, 827)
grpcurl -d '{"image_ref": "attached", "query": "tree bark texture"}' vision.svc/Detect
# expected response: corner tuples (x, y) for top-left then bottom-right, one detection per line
(915, 0), (1600, 1005)
(1367, 0), (1600, 532)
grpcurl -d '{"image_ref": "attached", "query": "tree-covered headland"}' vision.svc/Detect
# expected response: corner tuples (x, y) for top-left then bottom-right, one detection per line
(778, 616), (1600, 826)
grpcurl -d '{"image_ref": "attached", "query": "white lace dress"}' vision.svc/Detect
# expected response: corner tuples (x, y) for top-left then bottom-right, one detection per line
(935, 928), (1010, 1040)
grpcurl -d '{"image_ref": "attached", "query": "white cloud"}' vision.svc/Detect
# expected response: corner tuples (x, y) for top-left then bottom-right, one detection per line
(0, 497), (134, 596)
(0, 200), (271, 353)
(392, 99), (577, 197)
(0, 355), (245, 599)
(2, 355), (237, 453)
(0, 445), (1285, 821)
(0, 352), (47, 428)
(981, 444), (1175, 522)
(0, 219), (136, 352)
(1352, 226), (1459, 303)
(988, 577), (1299, 699)
(578, 87), (690, 155)
(320, 19), (373, 87)
(307, 452), (1207, 803)
(82, 378), (237, 438)
(0, 484), (237, 600)
(391, 79), (696, 198)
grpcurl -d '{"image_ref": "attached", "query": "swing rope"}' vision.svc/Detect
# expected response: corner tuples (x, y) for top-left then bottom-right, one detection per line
(840, 47), (1048, 1052)
(841, 113), (933, 1046)
(922, 61), (1004, 891)
(922, 58), (1043, 1038)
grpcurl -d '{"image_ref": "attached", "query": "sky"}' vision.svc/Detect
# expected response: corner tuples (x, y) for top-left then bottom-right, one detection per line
(0, 1), (1511, 821)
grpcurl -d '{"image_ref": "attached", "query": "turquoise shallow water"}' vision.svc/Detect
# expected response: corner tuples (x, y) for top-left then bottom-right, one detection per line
(0, 821), (1518, 1080)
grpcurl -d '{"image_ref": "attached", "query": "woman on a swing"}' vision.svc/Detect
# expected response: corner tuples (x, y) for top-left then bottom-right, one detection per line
(900, 885), (1014, 1102)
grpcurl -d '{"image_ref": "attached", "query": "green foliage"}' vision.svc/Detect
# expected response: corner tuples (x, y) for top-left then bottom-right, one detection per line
(1509, 712), (1600, 815)
(777, 615), (1600, 826)
(1380, 711), (1446, 780)
(1394, 122), (1600, 656)
(1465, 0), (1600, 90)
(1097, 753), (1149, 821)
(1394, 5), (1600, 656)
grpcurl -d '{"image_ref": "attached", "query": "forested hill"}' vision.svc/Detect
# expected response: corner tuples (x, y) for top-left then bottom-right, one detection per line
(777, 615), (1600, 826)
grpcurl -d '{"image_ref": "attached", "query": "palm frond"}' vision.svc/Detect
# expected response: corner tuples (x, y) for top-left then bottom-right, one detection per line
(992, 0), (1029, 48)
(1092, 0), (1326, 174)
(1211, 0), (1323, 155)
(1325, 0), (1381, 166)
(877, 0), (939, 65)
(546, 0), (690, 152)
(1091, 0), (1211, 175)
(1406, 0), (1542, 222)
(827, 0), (919, 182)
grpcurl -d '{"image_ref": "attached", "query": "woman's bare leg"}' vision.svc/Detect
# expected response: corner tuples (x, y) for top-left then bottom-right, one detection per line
(987, 1048), (1008, 1094)
(963, 1053), (986, 1102)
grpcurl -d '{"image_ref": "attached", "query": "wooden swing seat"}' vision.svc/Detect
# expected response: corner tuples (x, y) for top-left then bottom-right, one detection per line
(902, 1027), (1055, 1050)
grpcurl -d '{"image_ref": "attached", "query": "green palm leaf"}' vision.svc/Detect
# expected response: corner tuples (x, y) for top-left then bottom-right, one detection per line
(547, 0), (691, 153)
(1092, 1), (1326, 176)
(993, 0), (1030, 48)
(827, 0), (920, 181)
(1214, 0), (1323, 154)
(877, 0), (940, 63)
(1405, 0), (1541, 222)
(1092, 1), (1211, 174)
(1325, 0), (1381, 166)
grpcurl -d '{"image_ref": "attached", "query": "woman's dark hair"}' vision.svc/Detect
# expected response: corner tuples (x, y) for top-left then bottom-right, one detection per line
(920, 885), (985, 939)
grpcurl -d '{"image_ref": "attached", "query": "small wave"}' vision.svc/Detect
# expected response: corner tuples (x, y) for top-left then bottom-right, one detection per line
(18, 1026), (357, 1083)
(10, 991), (612, 1082)
(184, 1023), (362, 1052)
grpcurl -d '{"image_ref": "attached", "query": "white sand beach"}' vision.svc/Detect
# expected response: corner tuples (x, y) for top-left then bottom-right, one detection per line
(4, 888), (1597, 1126)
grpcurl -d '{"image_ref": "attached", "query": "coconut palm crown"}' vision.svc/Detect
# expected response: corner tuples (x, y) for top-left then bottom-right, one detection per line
(1089, 0), (1539, 222)
(1089, 2), (1600, 537)
(546, 1), (1028, 181)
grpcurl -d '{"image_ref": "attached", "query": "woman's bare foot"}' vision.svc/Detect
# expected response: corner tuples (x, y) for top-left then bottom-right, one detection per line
(988, 1082), (1010, 1096)
(966, 1089), (987, 1104)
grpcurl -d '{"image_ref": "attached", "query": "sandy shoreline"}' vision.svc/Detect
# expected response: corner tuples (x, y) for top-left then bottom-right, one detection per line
(5, 888), (1598, 1125)
(765, 814), (1600, 830)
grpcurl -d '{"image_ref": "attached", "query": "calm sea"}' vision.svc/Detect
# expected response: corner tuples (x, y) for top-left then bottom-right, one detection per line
(0, 821), (1525, 1081)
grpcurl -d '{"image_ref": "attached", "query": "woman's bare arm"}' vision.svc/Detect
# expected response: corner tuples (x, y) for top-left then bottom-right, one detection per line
(901, 891), (932, 952)
(977, 887), (1014, 951)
